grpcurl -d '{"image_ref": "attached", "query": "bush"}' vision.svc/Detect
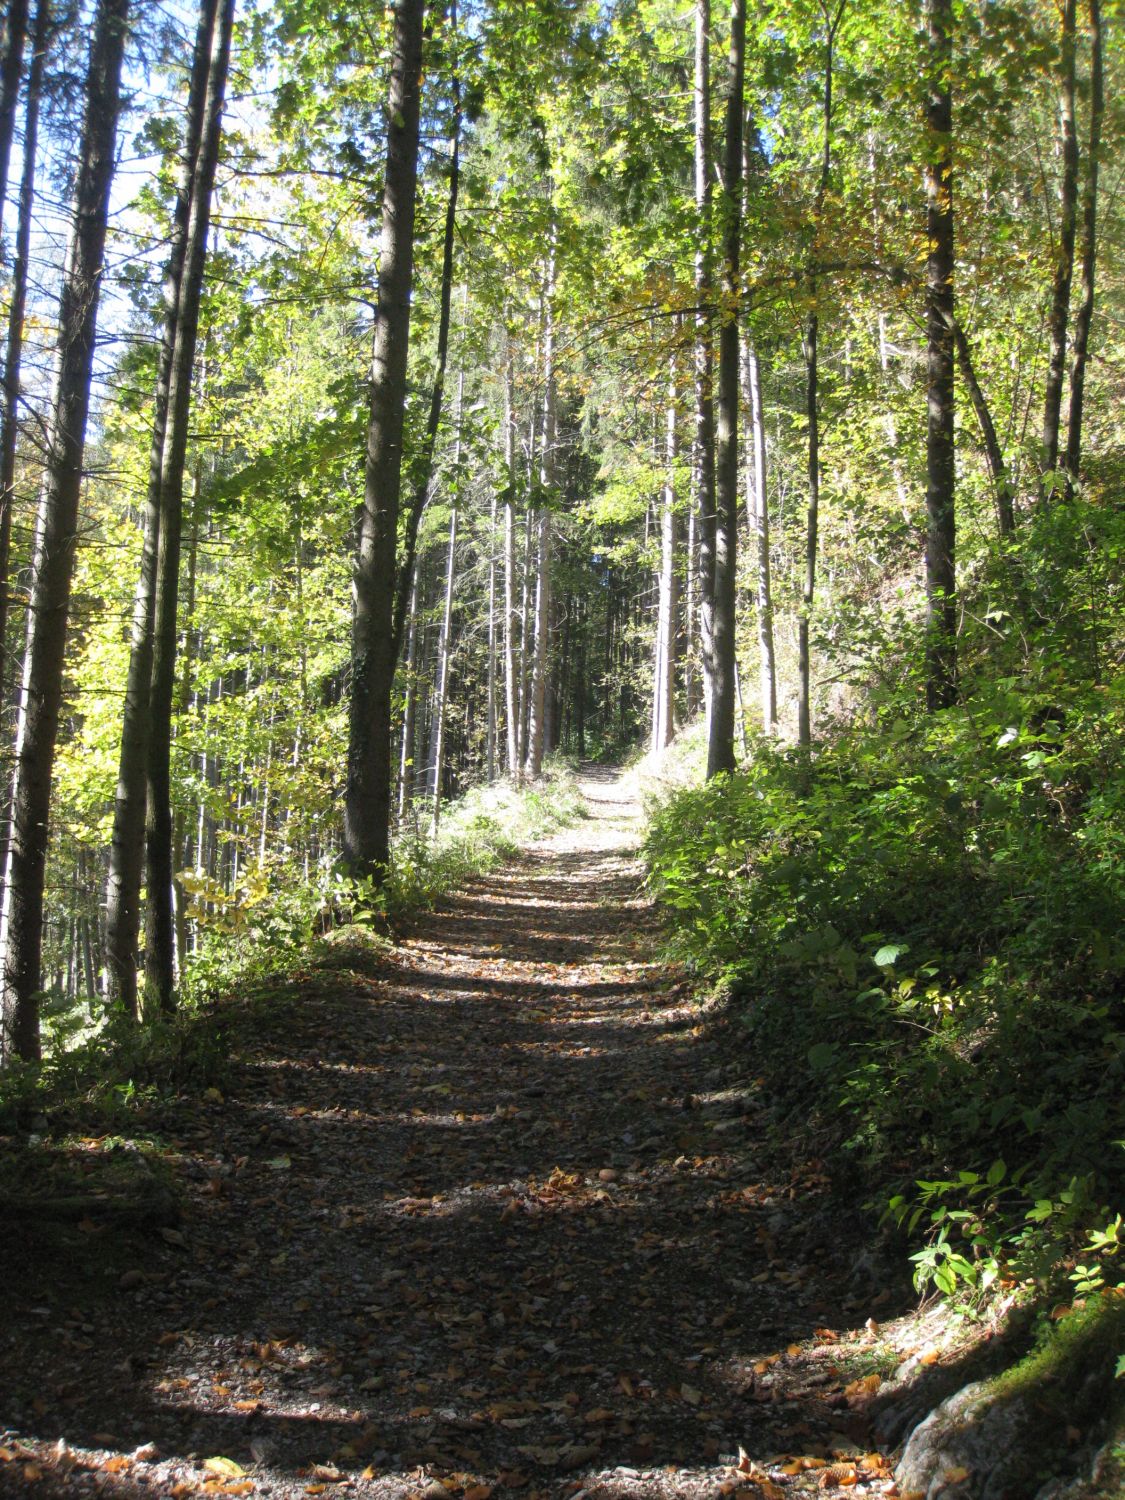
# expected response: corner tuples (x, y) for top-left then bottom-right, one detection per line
(646, 683), (1125, 1300)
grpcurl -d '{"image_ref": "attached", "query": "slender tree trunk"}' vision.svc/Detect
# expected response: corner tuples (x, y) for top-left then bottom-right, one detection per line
(143, 0), (235, 1014)
(104, 0), (228, 1015)
(693, 0), (717, 725)
(1042, 0), (1078, 483)
(953, 320), (1013, 537)
(344, 0), (424, 879)
(742, 335), (776, 733)
(924, 0), (957, 710)
(706, 0), (744, 779)
(0, 0), (128, 1065)
(0, 0), (29, 248)
(0, 0), (47, 726)
(797, 0), (845, 754)
(502, 347), (520, 780)
(428, 367), (463, 837)
(1064, 0), (1103, 496)
(397, 563), (420, 816)
(171, 464), (200, 980)
(525, 236), (556, 781)
(652, 369), (679, 754)
(486, 488), (497, 781)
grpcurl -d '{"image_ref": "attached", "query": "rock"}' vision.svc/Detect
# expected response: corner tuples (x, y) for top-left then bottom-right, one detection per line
(896, 1378), (1032, 1499)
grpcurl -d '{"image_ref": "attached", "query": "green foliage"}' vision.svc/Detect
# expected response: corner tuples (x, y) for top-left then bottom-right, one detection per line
(646, 676), (1125, 1302)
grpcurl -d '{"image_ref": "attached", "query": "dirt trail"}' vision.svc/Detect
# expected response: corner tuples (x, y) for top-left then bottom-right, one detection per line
(1, 768), (895, 1499)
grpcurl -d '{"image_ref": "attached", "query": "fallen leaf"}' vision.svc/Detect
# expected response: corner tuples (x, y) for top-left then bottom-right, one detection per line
(204, 1457), (246, 1479)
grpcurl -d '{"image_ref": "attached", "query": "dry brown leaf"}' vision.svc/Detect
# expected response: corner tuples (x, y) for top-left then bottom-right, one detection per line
(22, 1464), (43, 1483)
(818, 1464), (857, 1488)
(786, 1343), (802, 1356)
(463, 1487), (492, 1500)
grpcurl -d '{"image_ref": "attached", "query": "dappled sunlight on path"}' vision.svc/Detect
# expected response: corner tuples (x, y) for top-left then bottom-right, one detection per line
(0, 769), (899, 1499)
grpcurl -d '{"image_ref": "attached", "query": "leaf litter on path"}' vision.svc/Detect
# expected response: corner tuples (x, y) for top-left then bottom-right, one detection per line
(0, 770), (899, 1499)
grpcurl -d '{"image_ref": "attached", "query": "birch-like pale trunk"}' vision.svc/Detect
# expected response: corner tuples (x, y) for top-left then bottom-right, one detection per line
(651, 370), (679, 755)
(693, 0), (717, 725)
(503, 348), (520, 780)
(525, 235), (557, 781)
(428, 367), (464, 837)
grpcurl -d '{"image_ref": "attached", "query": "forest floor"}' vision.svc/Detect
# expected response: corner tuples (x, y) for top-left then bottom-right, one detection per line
(2, 768), (949, 1500)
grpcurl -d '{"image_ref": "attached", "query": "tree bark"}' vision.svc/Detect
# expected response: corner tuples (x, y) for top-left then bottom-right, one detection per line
(693, 0), (717, 725)
(502, 345), (520, 780)
(428, 367), (463, 837)
(1064, 0), (1102, 497)
(924, 0), (957, 710)
(391, 18), (461, 661)
(344, 0), (425, 879)
(0, 0), (128, 1065)
(0, 0), (47, 726)
(742, 334), (776, 733)
(953, 320), (1013, 537)
(1042, 0), (1078, 483)
(706, 0), (743, 780)
(525, 234), (556, 781)
(0, 0), (29, 249)
(104, 0), (228, 1017)
(143, 0), (235, 1015)
(651, 368), (679, 755)
(797, 0), (845, 754)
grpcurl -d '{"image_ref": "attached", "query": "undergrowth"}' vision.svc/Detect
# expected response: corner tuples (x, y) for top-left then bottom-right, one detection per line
(646, 681), (1125, 1308)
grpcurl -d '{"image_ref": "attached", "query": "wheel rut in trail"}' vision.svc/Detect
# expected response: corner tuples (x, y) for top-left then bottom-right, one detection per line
(1, 767), (896, 1499)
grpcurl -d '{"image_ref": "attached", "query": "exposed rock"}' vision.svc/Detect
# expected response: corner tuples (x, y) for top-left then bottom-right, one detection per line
(896, 1377), (1033, 1499)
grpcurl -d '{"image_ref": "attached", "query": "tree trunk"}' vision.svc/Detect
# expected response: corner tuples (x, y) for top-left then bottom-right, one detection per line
(742, 334), (776, 733)
(344, 0), (425, 879)
(706, 0), (744, 780)
(924, 0), (957, 710)
(0, 0), (29, 247)
(953, 320), (1013, 537)
(104, 0), (229, 1017)
(0, 0), (128, 1066)
(391, 18), (461, 661)
(1041, 0), (1078, 484)
(797, 1), (845, 754)
(0, 0), (47, 726)
(525, 236), (556, 781)
(428, 367), (463, 838)
(1064, 0), (1103, 497)
(397, 562), (421, 816)
(693, 0), (717, 725)
(144, 0), (235, 1015)
(502, 346), (520, 780)
(652, 369), (679, 755)
(486, 488), (497, 781)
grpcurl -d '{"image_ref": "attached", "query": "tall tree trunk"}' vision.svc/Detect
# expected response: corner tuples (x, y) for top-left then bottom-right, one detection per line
(391, 14), (461, 660)
(525, 236), (556, 781)
(428, 367), (463, 837)
(797, 0), (846, 754)
(924, 0), (957, 710)
(172, 464), (200, 980)
(104, 0), (228, 1016)
(0, 0), (128, 1065)
(143, 0), (235, 1015)
(1064, 0), (1103, 496)
(486, 487), (497, 781)
(707, 0), (744, 779)
(652, 369), (679, 755)
(0, 0), (29, 248)
(344, 0), (425, 879)
(502, 346), (520, 779)
(1041, 0), (1078, 483)
(693, 0), (717, 725)
(0, 0), (47, 726)
(742, 335), (776, 732)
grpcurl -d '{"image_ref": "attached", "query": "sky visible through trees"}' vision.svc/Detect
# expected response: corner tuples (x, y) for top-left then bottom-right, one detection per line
(0, 0), (1119, 1060)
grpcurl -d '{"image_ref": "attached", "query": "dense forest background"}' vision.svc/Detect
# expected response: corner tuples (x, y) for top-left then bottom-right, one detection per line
(0, 0), (1121, 1307)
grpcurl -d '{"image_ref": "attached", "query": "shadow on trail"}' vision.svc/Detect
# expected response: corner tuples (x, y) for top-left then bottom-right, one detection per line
(0, 777), (901, 1498)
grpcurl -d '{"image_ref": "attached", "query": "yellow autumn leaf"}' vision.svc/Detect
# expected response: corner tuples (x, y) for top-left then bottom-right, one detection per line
(204, 1457), (246, 1478)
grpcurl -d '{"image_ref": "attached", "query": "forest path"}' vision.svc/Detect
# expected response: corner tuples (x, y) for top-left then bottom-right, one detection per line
(2, 768), (896, 1499)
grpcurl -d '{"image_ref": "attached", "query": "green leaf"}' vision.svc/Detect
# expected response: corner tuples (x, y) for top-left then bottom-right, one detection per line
(873, 943), (910, 967)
